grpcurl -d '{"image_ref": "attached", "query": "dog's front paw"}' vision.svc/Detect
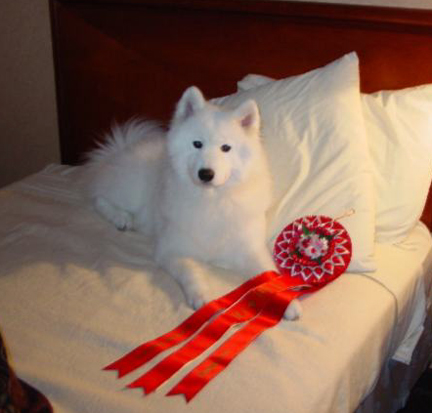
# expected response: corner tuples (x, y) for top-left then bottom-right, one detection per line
(186, 291), (208, 310)
(94, 197), (133, 231)
(183, 284), (210, 310)
(113, 210), (133, 231)
(283, 299), (302, 321)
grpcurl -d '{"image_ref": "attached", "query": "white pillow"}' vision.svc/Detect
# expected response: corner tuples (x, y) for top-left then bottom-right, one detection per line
(238, 75), (432, 243)
(362, 87), (432, 243)
(237, 73), (273, 90)
(214, 52), (376, 272)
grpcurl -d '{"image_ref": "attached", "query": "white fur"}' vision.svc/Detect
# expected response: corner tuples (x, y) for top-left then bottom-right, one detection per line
(84, 86), (300, 319)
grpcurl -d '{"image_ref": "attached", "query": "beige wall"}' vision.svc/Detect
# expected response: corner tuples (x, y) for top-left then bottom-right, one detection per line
(0, 0), (430, 187)
(0, 0), (59, 188)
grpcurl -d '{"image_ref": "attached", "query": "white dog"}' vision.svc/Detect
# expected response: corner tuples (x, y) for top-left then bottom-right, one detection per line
(85, 86), (300, 319)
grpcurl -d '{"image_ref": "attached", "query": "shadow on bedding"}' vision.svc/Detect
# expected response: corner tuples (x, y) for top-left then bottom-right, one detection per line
(0, 330), (53, 413)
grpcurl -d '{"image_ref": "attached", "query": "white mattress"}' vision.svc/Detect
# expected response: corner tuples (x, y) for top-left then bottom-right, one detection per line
(0, 164), (431, 413)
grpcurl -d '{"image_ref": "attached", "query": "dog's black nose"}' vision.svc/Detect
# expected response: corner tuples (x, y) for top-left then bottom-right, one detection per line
(198, 168), (215, 183)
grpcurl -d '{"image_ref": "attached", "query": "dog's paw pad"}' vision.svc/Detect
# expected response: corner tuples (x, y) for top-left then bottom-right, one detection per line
(283, 299), (302, 321)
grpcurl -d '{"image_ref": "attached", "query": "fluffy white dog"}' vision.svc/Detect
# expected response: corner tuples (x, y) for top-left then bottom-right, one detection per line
(85, 86), (300, 319)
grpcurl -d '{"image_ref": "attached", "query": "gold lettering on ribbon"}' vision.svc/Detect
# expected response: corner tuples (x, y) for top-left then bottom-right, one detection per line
(196, 348), (231, 378)
(218, 348), (230, 357)
(232, 309), (247, 321)
(250, 289), (273, 305)
(197, 361), (219, 378)
(253, 290), (264, 298)
(256, 285), (274, 295)
(248, 299), (257, 309)
(163, 331), (183, 343)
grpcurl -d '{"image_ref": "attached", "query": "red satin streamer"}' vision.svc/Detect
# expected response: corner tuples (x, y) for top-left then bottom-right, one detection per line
(167, 286), (321, 401)
(126, 287), (270, 394)
(105, 272), (323, 402)
(167, 289), (297, 401)
(104, 271), (279, 377)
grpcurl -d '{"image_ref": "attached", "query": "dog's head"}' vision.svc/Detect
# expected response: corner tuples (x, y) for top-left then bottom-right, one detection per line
(168, 86), (264, 189)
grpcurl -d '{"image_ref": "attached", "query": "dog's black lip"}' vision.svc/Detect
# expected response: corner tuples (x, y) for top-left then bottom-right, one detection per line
(199, 181), (214, 188)
(193, 178), (217, 189)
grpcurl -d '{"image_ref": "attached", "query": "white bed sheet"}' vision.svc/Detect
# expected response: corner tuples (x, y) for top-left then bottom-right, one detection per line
(0, 164), (431, 413)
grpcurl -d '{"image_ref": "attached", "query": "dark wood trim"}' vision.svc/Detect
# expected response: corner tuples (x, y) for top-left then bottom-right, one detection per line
(56, 0), (432, 30)
(49, 0), (69, 166)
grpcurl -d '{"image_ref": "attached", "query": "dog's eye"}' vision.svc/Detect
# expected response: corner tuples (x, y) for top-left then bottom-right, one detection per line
(221, 144), (231, 153)
(193, 141), (203, 149)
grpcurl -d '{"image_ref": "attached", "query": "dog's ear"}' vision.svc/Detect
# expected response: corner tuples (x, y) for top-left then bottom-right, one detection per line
(174, 86), (206, 122)
(234, 99), (260, 135)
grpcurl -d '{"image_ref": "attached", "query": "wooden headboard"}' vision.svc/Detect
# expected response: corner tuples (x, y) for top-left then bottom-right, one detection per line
(50, 0), (432, 228)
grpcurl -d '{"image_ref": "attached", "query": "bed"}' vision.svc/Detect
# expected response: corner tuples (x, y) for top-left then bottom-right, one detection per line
(2, 0), (432, 412)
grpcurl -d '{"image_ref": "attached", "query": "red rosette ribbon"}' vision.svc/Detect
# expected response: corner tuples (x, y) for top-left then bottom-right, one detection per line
(273, 215), (352, 284)
(104, 215), (352, 402)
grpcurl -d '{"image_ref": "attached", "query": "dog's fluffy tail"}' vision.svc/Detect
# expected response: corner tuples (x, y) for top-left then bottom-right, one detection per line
(86, 118), (163, 163)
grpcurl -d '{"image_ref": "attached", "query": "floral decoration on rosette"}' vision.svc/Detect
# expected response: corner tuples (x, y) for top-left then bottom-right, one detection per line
(273, 215), (352, 284)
